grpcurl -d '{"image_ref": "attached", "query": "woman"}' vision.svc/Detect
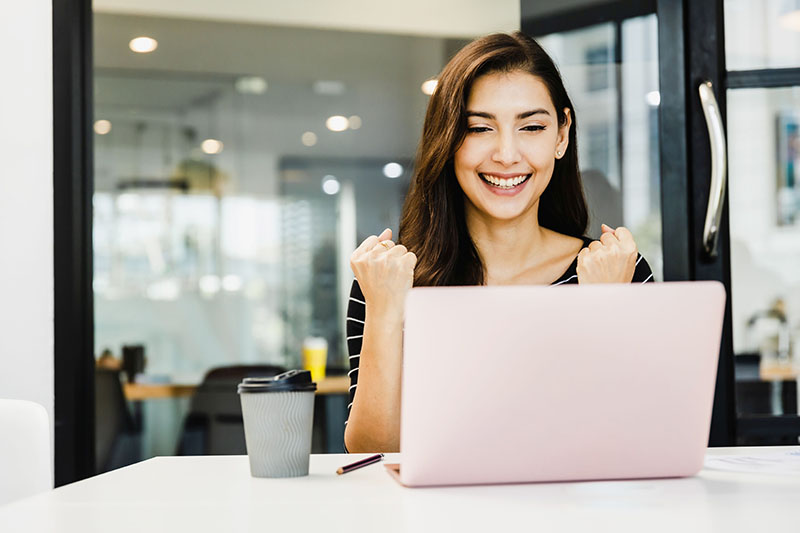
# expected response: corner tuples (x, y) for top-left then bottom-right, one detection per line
(344, 32), (653, 453)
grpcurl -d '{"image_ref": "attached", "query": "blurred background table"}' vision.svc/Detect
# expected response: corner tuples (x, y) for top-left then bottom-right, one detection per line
(123, 375), (349, 400)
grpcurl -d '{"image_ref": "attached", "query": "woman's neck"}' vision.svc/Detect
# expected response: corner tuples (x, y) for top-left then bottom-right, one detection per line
(465, 202), (549, 284)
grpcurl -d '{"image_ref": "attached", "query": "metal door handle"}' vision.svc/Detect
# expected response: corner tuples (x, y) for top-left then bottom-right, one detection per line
(698, 81), (727, 258)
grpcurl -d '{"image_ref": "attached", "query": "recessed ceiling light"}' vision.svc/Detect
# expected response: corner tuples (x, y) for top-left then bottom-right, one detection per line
(383, 162), (403, 179)
(421, 79), (438, 95)
(313, 81), (346, 95)
(235, 76), (268, 94)
(301, 131), (318, 146)
(94, 119), (112, 135)
(201, 139), (224, 154)
(326, 115), (349, 132)
(129, 36), (158, 54)
(348, 115), (362, 130)
(322, 175), (341, 195)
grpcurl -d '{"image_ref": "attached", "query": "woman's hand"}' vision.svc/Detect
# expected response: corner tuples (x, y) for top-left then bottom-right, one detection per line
(577, 224), (638, 284)
(350, 228), (417, 320)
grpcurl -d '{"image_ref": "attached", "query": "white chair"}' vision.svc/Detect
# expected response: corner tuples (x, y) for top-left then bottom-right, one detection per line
(0, 399), (51, 506)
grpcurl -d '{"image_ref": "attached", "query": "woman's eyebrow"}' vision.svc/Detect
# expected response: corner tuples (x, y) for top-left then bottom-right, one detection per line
(516, 109), (550, 119)
(465, 109), (551, 119)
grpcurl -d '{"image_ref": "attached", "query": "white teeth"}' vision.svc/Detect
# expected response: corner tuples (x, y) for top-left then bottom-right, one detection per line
(481, 174), (528, 188)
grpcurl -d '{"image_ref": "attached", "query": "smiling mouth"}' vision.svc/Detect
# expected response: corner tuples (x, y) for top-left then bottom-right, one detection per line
(479, 173), (532, 189)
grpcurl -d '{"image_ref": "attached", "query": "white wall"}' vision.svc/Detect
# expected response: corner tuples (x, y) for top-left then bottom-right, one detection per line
(0, 0), (54, 454)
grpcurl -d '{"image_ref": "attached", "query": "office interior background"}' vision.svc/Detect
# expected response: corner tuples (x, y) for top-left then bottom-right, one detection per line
(89, 0), (673, 467)
(2, 0), (800, 487)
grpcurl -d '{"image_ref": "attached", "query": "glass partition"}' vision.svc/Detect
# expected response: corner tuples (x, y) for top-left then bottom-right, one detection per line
(727, 87), (800, 422)
(725, 0), (800, 70)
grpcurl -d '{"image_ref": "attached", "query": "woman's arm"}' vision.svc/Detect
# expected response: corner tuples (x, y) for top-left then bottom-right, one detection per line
(344, 282), (404, 452)
(344, 229), (416, 453)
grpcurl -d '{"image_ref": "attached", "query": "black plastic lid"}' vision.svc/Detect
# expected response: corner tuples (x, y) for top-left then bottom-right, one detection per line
(237, 369), (317, 394)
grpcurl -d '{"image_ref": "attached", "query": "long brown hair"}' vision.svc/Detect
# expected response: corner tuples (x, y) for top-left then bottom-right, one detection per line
(398, 31), (587, 286)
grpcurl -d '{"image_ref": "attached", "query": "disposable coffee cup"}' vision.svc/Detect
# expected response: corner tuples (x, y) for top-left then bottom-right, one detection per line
(238, 370), (317, 478)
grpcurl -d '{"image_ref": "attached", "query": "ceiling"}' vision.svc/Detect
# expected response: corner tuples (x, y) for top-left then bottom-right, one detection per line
(93, 0), (520, 39)
(90, 2), (534, 193)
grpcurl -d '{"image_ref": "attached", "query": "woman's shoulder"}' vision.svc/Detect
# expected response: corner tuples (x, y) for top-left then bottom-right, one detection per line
(546, 232), (587, 285)
(543, 228), (587, 248)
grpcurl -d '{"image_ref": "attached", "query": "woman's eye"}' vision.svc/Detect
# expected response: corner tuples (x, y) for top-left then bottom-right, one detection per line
(467, 126), (491, 133)
(522, 125), (545, 132)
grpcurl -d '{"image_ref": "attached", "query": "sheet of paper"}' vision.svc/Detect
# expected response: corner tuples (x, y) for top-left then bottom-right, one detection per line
(704, 450), (800, 476)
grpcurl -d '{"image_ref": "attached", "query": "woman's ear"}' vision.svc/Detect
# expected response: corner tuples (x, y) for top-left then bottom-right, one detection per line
(555, 108), (572, 159)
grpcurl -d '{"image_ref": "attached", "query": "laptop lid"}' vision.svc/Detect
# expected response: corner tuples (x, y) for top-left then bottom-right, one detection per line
(399, 281), (726, 487)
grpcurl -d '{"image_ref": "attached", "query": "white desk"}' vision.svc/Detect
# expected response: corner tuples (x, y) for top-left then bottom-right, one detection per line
(2, 448), (799, 532)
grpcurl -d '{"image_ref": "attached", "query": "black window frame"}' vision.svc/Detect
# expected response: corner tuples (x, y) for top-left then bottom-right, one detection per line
(53, 0), (95, 486)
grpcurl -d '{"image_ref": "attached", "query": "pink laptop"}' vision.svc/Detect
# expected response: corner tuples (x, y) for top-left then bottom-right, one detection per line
(392, 281), (726, 487)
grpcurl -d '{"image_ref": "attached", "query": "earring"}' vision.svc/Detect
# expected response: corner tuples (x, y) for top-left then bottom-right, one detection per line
(556, 150), (562, 157)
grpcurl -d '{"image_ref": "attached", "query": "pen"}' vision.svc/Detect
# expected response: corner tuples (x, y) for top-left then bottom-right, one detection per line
(336, 453), (385, 475)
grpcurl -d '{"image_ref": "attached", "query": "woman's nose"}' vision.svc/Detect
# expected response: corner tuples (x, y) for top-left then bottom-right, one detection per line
(491, 133), (521, 166)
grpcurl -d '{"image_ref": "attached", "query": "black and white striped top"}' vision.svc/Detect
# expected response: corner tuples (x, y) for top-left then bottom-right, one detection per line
(344, 237), (654, 440)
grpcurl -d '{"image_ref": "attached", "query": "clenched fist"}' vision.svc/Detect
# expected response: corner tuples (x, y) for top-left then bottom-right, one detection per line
(577, 224), (638, 284)
(350, 228), (417, 320)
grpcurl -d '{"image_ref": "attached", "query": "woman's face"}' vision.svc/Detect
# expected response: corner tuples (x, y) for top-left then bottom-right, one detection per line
(454, 70), (571, 224)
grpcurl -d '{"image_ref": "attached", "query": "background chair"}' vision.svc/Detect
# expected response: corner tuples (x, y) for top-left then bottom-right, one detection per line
(0, 399), (51, 506)
(95, 369), (141, 473)
(176, 365), (285, 455)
